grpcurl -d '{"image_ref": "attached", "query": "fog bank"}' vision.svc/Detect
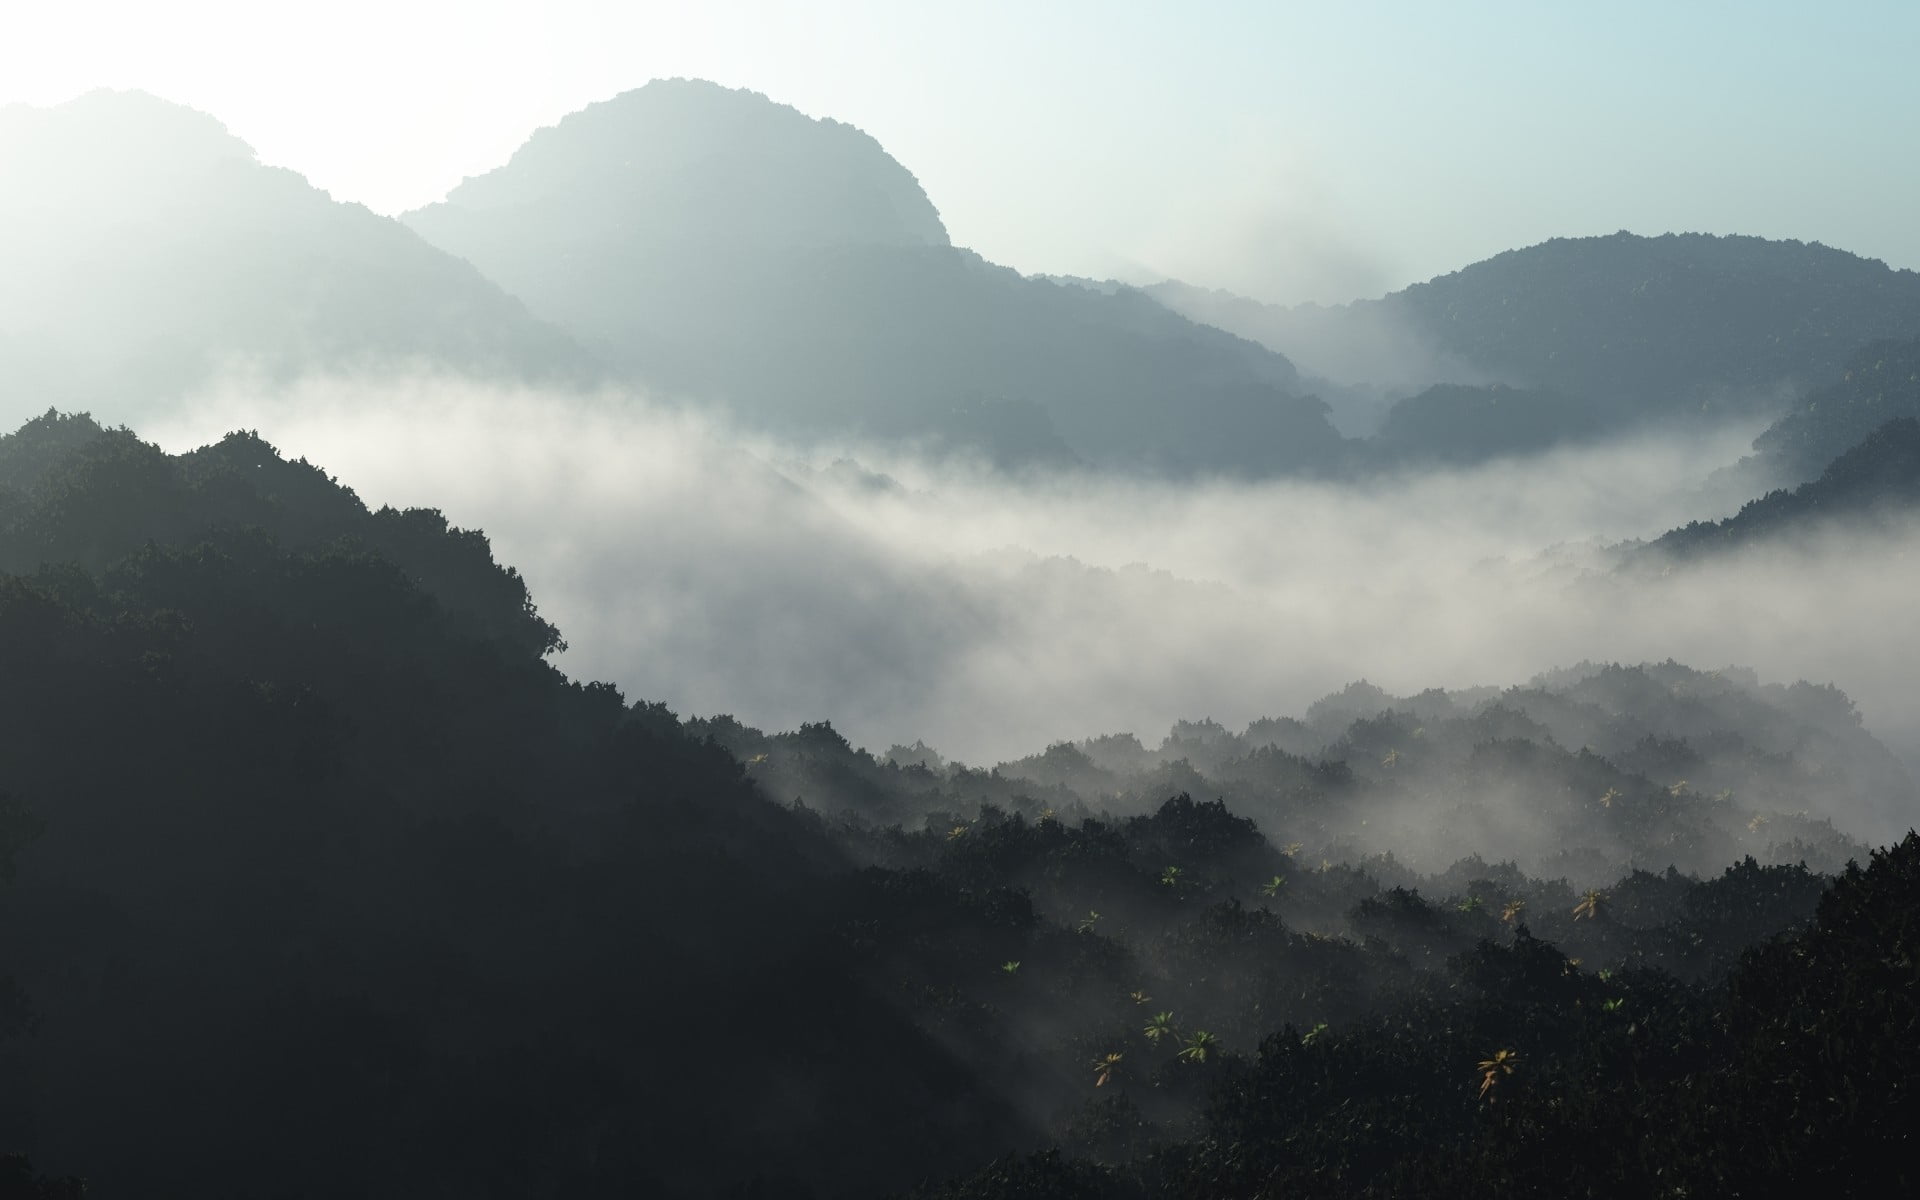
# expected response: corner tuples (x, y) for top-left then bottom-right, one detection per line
(147, 374), (1918, 836)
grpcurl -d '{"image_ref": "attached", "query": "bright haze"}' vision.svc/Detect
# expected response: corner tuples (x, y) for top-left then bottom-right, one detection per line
(6, 1), (1919, 305)
(8, 1), (1920, 833)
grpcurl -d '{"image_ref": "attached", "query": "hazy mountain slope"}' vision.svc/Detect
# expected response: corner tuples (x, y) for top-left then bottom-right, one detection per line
(1144, 277), (1485, 394)
(1650, 417), (1920, 556)
(1382, 233), (1920, 408)
(0, 90), (594, 425)
(1747, 335), (1920, 483)
(1367, 382), (1600, 466)
(731, 659), (1891, 883)
(1149, 234), (1920, 442)
(404, 79), (1344, 474)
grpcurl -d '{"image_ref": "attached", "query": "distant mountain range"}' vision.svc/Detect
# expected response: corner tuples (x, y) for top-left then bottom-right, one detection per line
(1147, 234), (1920, 451)
(8, 84), (1920, 479)
(0, 90), (593, 424)
(401, 79), (1344, 473)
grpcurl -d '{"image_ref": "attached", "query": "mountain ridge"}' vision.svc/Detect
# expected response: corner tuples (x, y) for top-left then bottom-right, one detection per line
(1145, 232), (1920, 445)
(0, 89), (599, 427)
(401, 78), (1344, 474)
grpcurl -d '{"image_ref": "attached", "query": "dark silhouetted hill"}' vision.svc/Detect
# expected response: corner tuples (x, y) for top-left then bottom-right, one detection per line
(2, 412), (1913, 1197)
(0, 411), (1028, 1198)
(0, 90), (595, 424)
(404, 79), (1344, 474)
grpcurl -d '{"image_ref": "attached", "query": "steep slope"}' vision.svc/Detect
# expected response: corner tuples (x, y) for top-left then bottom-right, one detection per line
(1650, 416), (1920, 556)
(405, 79), (1344, 474)
(0, 90), (594, 424)
(1149, 233), (1920, 446)
(0, 413), (1028, 1198)
(1747, 334), (1920, 482)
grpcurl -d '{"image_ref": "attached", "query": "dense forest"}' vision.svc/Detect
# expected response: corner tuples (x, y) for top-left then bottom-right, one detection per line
(4, 62), (1920, 1199)
(1, 411), (1915, 1197)
(1646, 416), (1920, 557)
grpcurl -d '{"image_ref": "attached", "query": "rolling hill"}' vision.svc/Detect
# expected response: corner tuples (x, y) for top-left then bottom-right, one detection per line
(404, 79), (1345, 474)
(0, 90), (595, 427)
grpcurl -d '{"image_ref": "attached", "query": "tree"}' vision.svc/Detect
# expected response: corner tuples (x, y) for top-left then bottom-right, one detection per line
(1477, 1048), (1517, 1100)
(1573, 889), (1608, 921)
(1143, 1012), (1177, 1045)
(1179, 1031), (1219, 1063)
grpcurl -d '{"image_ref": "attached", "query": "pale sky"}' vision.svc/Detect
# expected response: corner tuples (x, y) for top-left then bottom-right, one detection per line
(4, 0), (1916, 305)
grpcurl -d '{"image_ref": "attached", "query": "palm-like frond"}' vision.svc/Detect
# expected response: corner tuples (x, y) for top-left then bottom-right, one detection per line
(1477, 1048), (1518, 1099)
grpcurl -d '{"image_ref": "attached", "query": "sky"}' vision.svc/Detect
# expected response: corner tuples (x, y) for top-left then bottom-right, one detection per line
(4, 1), (1917, 305)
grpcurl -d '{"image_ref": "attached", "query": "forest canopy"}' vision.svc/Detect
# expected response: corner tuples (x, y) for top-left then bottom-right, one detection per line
(0, 411), (1915, 1197)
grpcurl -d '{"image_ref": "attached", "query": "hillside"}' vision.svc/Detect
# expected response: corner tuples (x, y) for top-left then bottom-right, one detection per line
(404, 80), (1345, 474)
(0, 411), (1914, 1196)
(1366, 382), (1600, 467)
(1149, 233), (1920, 445)
(0, 412), (1023, 1197)
(1650, 416), (1920, 556)
(0, 91), (594, 426)
(1746, 334), (1920, 483)
(726, 661), (1895, 884)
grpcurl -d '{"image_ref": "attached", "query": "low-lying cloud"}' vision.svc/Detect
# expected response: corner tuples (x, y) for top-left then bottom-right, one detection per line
(143, 373), (1919, 840)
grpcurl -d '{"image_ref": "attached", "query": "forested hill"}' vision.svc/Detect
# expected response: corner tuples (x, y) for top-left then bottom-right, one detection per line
(1649, 416), (1920, 557)
(0, 90), (594, 425)
(403, 79), (1343, 474)
(1147, 233), (1920, 448)
(714, 660), (1896, 883)
(1, 411), (1915, 1197)
(1373, 233), (1920, 411)
(0, 412), (1031, 1197)
(1748, 334), (1920, 484)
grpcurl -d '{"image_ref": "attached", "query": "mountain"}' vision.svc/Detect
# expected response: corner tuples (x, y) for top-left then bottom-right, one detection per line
(0, 411), (1025, 1197)
(1149, 233), (1920, 443)
(1746, 334), (1920, 483)
(1366, 382), (1600, 467)
(0, 90), (594, 425)
(1649, 416), (1920, 557)
(1, 410), (1911, 1196)
(404, 79), (1345, 474)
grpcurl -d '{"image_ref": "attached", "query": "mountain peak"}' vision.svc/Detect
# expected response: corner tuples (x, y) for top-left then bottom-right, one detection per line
(0, 87), (255, 182)
(420, 77), (948, 249)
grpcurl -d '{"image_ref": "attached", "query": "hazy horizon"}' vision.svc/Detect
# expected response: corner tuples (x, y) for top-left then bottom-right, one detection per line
(7, 1), (1919, 306)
